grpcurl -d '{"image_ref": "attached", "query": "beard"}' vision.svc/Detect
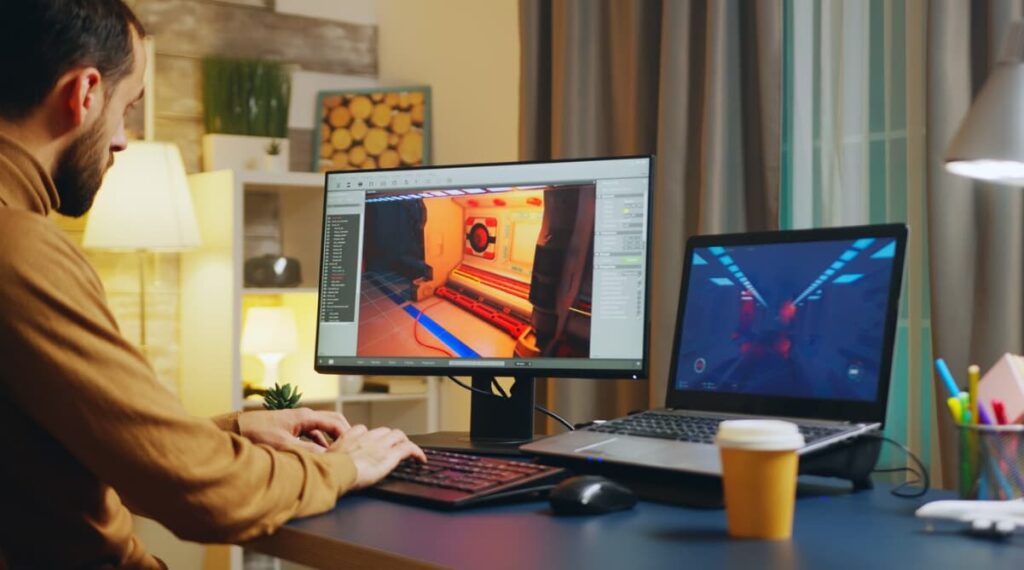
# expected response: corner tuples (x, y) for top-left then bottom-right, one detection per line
(53, 118), (111, 218)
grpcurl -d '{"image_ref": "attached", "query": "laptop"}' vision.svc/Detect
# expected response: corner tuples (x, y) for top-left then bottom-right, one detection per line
(522, 224), (908, 476)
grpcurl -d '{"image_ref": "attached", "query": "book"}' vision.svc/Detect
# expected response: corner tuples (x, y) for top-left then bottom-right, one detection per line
(363, 377), (427, 395)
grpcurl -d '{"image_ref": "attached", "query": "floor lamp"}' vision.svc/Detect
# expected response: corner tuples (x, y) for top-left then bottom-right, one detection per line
(83, 142), (200, 362)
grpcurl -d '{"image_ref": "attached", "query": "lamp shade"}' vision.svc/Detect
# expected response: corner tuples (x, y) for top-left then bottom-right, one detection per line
(945, 21), (1024, 185)
(241, 307), (299, 355)
(83, 141), (200, 250)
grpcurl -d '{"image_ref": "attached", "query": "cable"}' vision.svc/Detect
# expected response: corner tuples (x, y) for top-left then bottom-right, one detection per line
(536, 404), (574, 432)
(445, 376), (575, 432)
(447, 375), (497, 398)
(864, 434), (930, 498)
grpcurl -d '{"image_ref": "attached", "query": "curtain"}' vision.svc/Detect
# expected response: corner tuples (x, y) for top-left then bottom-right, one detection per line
(927, 0), (1024, 487)
(520, 0), (781, 429)
(781, 0), (936, 478)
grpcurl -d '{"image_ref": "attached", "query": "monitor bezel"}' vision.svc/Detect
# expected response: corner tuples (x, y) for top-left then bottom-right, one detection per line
(664, 223), (908, 424)
(313, 155), (655, 380)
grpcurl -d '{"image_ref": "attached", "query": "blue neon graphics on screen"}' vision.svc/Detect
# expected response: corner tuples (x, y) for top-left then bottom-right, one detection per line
(673, 238), (897, 401)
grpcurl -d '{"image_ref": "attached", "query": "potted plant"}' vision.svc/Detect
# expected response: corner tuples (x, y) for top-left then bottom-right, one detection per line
(262, 139), (287, 172)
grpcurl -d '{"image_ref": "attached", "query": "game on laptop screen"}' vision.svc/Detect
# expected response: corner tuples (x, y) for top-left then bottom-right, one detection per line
(673, 237), (898, 402)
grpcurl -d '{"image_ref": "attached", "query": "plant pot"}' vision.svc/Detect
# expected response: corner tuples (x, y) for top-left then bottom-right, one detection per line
(340, 375), (364, 395)
(262, 153), (288, 172)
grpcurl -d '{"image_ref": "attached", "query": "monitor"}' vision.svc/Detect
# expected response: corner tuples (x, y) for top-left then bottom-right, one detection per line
(314, 156), (654, 447)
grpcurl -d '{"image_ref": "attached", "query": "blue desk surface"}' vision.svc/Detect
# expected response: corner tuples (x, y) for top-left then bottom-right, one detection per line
(247, 483), (1023, 569)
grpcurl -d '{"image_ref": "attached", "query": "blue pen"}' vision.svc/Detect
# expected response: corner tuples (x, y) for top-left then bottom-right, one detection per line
(935, 358), (961, 398)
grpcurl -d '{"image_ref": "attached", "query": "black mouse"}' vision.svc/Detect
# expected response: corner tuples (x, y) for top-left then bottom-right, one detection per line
(548, 475), (637, 515)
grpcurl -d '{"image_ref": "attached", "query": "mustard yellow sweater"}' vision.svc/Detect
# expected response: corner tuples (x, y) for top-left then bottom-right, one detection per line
(0, 134), (356, 568)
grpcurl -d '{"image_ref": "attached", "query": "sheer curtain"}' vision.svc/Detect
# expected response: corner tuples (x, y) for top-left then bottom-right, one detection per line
(520, 0), (781, 429)
(781, 0), (935, 478)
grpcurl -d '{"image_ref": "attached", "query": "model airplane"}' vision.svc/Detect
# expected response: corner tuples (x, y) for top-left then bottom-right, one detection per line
(916, 498), (1024, 536)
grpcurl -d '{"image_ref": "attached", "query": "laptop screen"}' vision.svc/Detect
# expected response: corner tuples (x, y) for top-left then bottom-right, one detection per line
(667, 225), (907, 423)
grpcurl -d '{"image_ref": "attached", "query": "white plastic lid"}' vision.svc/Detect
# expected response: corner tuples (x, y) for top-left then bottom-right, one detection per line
(715, 419), (806, 451)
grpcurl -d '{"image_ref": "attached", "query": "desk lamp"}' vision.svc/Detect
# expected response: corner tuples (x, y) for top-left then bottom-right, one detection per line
(83, 141), (200, 360)
(945, 21), (1024, 183)
(241, 306), (299, 390)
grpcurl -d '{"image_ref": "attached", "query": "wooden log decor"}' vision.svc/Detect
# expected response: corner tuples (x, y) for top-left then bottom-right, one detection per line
(313, 86), (431, 172)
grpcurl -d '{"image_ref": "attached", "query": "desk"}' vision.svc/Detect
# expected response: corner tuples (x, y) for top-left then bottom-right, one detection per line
(247, 484), (1022, 569)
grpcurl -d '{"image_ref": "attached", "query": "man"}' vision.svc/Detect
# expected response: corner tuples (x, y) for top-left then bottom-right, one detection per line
(0, 2), (425, 567)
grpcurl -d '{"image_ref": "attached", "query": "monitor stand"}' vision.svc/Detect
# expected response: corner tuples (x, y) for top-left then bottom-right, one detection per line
(411, 375), (539, 456)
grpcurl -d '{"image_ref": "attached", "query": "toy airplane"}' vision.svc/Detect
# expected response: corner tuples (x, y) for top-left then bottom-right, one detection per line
(916, 498), (1024, 536)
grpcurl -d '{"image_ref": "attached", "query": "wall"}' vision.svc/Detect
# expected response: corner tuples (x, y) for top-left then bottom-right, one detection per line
(376, 0), (522, 431)
(125, 0), (377, 173)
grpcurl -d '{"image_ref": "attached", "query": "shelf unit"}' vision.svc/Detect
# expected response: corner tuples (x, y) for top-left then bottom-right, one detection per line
(180, 170), (440, 433)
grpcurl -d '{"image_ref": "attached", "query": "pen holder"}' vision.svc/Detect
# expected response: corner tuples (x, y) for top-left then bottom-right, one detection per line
(957, 424), (1024, 500)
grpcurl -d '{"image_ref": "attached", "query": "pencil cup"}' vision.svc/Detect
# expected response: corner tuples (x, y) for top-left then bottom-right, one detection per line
(957, 424), (1024, 500)
(716, 420), (805, 539)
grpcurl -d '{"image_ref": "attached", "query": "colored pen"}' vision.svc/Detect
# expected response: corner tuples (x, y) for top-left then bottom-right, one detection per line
(976, 403), (994, 426)
(947, 396), (963, 425)
(993, 399), (1009, 425)
(968, 365), (980, 425)
(935, 358), (960, 398)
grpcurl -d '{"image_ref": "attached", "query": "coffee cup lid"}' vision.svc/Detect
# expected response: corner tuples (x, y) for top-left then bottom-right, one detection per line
(715, 419), (805, 451)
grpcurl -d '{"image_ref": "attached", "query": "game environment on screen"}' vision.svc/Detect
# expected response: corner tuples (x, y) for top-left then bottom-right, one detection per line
(356, 184), (596, 360)
(674, 238), (897, 401)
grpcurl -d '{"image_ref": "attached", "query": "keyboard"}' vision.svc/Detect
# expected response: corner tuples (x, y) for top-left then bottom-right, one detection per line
(370, 449), (568, 509)
(584, 412), (847, 445)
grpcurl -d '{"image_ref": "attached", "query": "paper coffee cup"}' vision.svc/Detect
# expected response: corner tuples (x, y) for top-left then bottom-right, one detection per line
(716, 420), (805, 539)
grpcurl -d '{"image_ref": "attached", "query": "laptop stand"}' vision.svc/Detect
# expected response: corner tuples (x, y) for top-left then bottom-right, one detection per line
(537, 434), (883, 507)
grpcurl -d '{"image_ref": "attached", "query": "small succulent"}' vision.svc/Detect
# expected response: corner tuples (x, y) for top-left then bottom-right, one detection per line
(265, 139), (282, 156)
(263, 382), (302, 410)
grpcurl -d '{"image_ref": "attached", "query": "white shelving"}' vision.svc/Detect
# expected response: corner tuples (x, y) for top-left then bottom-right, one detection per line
(180, 169), (440, 431)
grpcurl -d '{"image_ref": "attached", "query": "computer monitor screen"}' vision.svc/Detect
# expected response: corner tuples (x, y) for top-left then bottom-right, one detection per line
(672, 233), (902, 402)
(314, 156), (652, 378)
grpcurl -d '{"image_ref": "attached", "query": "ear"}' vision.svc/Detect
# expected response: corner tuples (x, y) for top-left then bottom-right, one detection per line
(60, 68), (103, 129)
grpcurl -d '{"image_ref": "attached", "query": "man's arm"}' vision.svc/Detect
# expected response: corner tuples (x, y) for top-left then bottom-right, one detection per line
(211, 412), (241, 434)
(0, 222), (406, 543)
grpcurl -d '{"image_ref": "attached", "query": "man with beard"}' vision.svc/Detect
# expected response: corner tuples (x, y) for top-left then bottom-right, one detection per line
(0, 2), (424, 568)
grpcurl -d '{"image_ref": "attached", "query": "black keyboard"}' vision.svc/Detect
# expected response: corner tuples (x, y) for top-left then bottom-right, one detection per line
(370, 449), (567, 509)
(584, 412), (847, 445)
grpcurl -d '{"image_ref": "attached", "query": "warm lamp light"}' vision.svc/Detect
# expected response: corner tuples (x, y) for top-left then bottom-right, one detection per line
(241, 307), (299, 389)
(83, 141), (200, 357)
(83, 141), (200, 249)
(945, 21), (1024, 184)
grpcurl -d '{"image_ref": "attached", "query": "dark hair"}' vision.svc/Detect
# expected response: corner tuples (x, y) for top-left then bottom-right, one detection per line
(0, 0), (146, 120)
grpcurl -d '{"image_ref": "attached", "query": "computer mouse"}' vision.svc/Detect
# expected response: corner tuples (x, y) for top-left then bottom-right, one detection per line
(548, 475), (637, 515)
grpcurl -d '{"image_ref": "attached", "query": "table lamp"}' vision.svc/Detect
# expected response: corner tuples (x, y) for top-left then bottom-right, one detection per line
(241, 306), (299, 389)
(83, 141), (200, 354)
(945, 21), (1024, 183)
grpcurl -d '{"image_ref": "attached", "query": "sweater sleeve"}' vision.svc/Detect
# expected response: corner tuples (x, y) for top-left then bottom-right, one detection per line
(0, 218), (357, 543)
(211, 412), (242, 434)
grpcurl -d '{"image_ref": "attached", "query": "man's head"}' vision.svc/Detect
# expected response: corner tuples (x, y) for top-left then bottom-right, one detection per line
(0, 0), (146, 217)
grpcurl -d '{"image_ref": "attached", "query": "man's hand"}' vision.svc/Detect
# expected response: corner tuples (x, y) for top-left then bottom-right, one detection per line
(330, 425), (427, 490)
(237, 408), (351, 453)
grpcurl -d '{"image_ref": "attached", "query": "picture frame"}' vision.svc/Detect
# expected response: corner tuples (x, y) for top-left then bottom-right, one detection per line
(313, 86), (432, 172)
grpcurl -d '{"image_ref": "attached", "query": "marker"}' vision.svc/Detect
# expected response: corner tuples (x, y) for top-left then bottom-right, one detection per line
(947, 396), (963, 425)
(935, 359), (960, 398)
(968, 365), (980, 425)
(993, 399), (1009, 426)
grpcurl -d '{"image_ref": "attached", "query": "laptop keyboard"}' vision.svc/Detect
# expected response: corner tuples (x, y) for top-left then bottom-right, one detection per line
(584, 412), (848, 445)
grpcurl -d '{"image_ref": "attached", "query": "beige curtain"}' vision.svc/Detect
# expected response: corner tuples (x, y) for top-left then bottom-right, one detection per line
(520, 0), (781, 431)
(927, 0), (1024, 486)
